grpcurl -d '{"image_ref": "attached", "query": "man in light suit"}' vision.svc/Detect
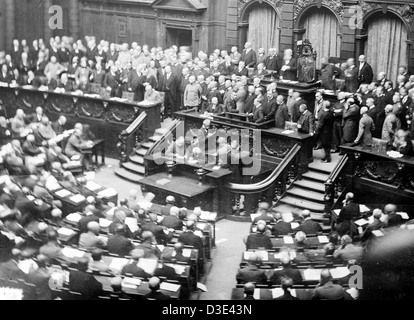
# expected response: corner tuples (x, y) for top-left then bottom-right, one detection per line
(354, 106), (375, 147)
(240, 42), (257, 69)
(297, 104), (315, 134)
(279, 49), (297, 81)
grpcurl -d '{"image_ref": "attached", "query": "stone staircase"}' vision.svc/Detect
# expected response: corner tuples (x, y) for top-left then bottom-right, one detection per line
(115, 119), (176, 182)
(275, 151), (342, 223)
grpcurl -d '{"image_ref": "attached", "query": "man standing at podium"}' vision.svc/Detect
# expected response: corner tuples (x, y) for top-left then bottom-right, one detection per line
(240, 42), (257, 69)
(280, 49), (297, 81)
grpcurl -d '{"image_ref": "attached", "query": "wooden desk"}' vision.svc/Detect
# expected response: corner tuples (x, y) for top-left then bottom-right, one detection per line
(231, 287), (313, 300)
(0, 86), (161, 158)
(80, 139), (105, 166)
(270, 236), (328, 250)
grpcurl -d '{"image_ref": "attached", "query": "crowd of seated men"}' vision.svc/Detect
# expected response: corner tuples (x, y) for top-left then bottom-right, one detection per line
(0, 147), (211, 303)
(234, 197), (413, 300)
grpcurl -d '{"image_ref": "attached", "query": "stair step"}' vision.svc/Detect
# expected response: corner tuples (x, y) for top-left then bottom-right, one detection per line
(115, 168), (144, 183)
(308, 162), (333, 174)
(155, 128), (169, 135)
(149, 135), (162, 142)
(287, 187), (325, 203)
(293, 179), (325, 193)
(122, 162), (146, 175)
(129, 155), (145, 165)
(135, 149), (147, 156)
(302, 171), (329, 183)
(279, 196), (325, 213)
(141, 142), (154, 149)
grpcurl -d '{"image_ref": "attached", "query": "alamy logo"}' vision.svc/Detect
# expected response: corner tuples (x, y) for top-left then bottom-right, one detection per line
(348, 5), (364, 30)
(48, 5), (63, 30)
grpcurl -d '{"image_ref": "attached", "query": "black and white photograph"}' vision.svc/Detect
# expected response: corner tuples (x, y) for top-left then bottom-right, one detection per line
(0, 0), (414, 306)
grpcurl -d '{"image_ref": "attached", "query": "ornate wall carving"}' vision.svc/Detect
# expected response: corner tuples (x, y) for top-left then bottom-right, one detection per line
(293, 0), (344, 22)
(238, 0), (284, 20)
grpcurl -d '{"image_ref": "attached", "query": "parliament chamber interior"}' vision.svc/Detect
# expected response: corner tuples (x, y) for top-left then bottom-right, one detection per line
(1, 0), (414, 301)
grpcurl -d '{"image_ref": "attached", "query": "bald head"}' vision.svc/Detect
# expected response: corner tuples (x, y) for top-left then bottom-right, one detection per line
(320, 269), (333, 283)
(149, 277), (161, 291)
(244, 282), (255, 296)
(384, 204), (397, 215)
(170, 206), (180, 216)
(130, 249), (145, 261)
(302, 210), (311, 219)
(87, 221), (100, 234)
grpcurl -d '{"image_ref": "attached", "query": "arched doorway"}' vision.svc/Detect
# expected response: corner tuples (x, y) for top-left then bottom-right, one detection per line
(298, 6), (341, 69)
(363, 12), (408, 85)
(242, 1), (280, 54)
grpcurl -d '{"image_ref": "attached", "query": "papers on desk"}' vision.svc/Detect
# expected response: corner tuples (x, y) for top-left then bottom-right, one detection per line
(333, 209), (341, 216)
(372, 230), (384, 237)
(156, 179), (171, 186)
(212, 166), (221, 171)
(0, 82), (9, 87)
(197, 283), (208, 292)
(330, 267), (350, 279)
(282, 212), (294, 223)
(18, 260), (38, 274)
(61, 247), (85, 259)
(166, 264), (186, 275)
(47, 182), (61, 192)
(57, 227), (76, 237)
(281, 130), (295, 135)
(105, 207), (116, 218)
(99, 218), (112, 228)
(55, 189), (72, 198)
(109, 258), (129, 273)
(125, 217), (139, 233)
(397, 212), (410, 220)
(85, 181), (102, 192)
(160, 282), (180, 293)
(156, 245), (165, 252)
(66, 213), (83, 223)
(66, 161), (82, 169)
(303, 268), (322, 281)
(346, 288), (359, 300)
(355, 218), (369, 227)
(197, 223), (207, 230)
(271, 288), (297, 299)
(137, 258), (158, 275)
(291, 222), (300, 230)
(26, 195), (35, 202)
(283, 236), (294, 244)
(200, 212), (216, 221)
(387, 151), (403, 159)
(157, 215), (165, 223)
(317, 236), (329, 244)
(367, 216), (374, 224)
(172, 248), (192, 258)
(359, 205), (371, 213)
(407, 224), (414, 231)
(70, 194), (86, 204)
(250, 213), (261, 222)
(255, 250), (269, 261)
(15, 236), (24, 245)
(97, 188), (118, 198)
(194, 230), (203, 238)
(253, 289), (261, 300)
(122, 277), (142, 289)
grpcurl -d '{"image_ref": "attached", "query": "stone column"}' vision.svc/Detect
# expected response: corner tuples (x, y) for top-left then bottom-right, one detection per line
(69, 0), (80, 40)
(43, 0), (53, 42)
(5, 0), (15, 52)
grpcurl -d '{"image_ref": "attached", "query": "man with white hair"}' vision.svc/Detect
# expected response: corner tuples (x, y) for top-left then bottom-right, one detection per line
(280, 49), (297, 81)
(354, 106), (375, 147)
(381, 104), (400, 142)
(161, 206), (184, 230)
(377, 71), (388, 87)
(333, 235), (364, 263)
(184, 75), (202, 110)
(240, 42), (257, 68)
(78, 221), (106, 251)
(256, 48), (266, 68)
(357, 55), (373, 85)
(296, 210), (322, 235)
(236, 252), (267, 284)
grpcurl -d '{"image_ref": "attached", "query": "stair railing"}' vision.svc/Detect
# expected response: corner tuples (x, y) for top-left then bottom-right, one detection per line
(324, 154), (350, 215)
(117, 111), (147, 164)
(225, 144), (301, 215)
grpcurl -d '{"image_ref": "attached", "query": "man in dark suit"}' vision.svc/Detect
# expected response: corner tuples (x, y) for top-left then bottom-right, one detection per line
(69, 257), (103, 299)
(341, 98), (360, 145)
(121, 249), (150, 279)
(345, 58), (359, 93)
(169, 242), (191, 264)
(292, 92), (307, 122)
(360, 209), (385, 241)
(143, 277), (171, 300)
(154, 260), (179, 281)
(275, 95), (290, 129)
(246, 223), (272, 250)
(243, 86), (257, 114)
(274, 278), (299, 300)
(240, 42), (257, 68)
(296, 210), (322, 235)
(332, 92), (346, 152)
(163, 65), (179, 117)
(264, 48), (280, 73)
(357, 55), (373, 86)
(279, 49), (297, 81)
(236, 253), (267, 284)
(161, 196), (176, 216)
(312, 269), (351, 300)
(335, 193), (360, 236)
(271, 212), (292, 236)
(263, 91), (278, 122)
(270, 254), (303, 285)
(251, 96), (265, 124)
(235, 61), (249, 77)
(103, 65), (121, 97)
(0, 249), (27, 281)
(315, 102), (334, 162)
(384, 203), (403, 227)
(52, 116), (67, 135)
(177, 221), (204, 255)
(297, 104), (315, 134)
(251, 202), (275, 225)
(384, 80), (395, 105)
(161, 207), (184, 231)
(27, 254), (52, 300)
(243, 283), (256, 300)
(107, 224), (135, 256)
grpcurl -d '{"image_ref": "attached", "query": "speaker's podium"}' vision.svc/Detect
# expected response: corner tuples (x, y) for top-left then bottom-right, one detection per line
(139, 154), (234, 213)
